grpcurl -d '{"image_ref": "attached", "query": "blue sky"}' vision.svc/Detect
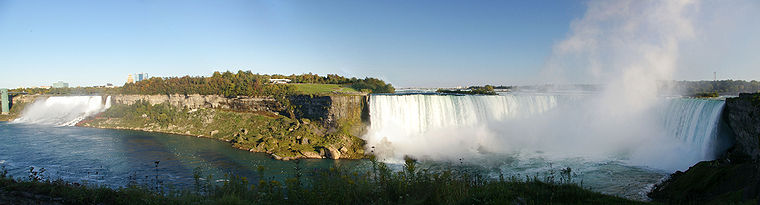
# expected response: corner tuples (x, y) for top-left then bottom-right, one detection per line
(0, 0), (758, 88)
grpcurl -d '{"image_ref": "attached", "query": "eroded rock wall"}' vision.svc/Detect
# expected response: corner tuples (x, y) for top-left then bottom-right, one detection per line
(289, 94), (368, 133)
(725, 93), (760, 159)
(111, 94), (279, 112)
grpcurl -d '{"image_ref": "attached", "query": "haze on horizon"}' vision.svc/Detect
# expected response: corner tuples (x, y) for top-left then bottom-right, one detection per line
(0, 0), (758, 89)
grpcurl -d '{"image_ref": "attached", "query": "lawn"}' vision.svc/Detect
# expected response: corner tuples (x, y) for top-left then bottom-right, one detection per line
(289, 84), (362, 95)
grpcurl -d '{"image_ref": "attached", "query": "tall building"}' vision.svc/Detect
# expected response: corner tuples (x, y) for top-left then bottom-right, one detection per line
(134, 73), (149, 82)
(52, 81), (69, 88)
(127, 74), (134, 84)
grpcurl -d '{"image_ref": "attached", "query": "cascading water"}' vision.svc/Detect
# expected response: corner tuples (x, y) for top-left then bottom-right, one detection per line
(13, 96), (112, 126)
(661, 99), (725, 159)
(364, 94), (727, 171)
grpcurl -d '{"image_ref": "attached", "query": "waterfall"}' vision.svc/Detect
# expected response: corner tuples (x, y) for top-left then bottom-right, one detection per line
(364, 94), (727, 170)
(367, 94), (559, 141)
(661, 99), (725, 159)
(13, 96), (112, 126)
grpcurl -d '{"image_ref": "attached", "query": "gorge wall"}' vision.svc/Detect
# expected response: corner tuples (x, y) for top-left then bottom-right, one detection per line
(724, 93), (760, 160)
(110, 94), (368, 128)
(111, 94), (278, 113)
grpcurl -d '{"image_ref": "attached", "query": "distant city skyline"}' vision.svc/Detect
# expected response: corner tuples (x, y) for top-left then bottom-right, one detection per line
(1, 0), (759, 88)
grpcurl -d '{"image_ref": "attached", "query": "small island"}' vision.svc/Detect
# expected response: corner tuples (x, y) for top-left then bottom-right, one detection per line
(436, 85), (502, 95)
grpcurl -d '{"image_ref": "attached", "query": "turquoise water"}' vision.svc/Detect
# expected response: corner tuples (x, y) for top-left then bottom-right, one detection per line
(0, 122), (666, 200)
(0, 122), (365, 188)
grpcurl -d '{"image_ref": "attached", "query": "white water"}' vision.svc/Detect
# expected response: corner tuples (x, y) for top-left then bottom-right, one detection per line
(365, 94), (725, 172)
(13, 96), (112, 126)
(661, 99), (725, 159)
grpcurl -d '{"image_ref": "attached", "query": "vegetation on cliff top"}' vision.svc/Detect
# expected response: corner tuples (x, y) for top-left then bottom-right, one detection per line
(660, 80), (760, 96)
(0, 158), (644, 204)
(10, 71), (394, 96)
(436, 85), (498, 95)
(692, 92), (719, 98)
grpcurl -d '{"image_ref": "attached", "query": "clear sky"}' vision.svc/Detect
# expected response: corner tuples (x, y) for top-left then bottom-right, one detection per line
(0, 0), (758, 88)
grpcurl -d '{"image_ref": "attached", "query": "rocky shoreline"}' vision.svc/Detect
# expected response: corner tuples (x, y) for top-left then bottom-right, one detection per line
(77, 123), (353, 161)
(78, 94), (370, 161)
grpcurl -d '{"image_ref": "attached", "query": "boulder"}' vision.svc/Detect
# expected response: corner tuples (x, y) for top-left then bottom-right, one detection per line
(300, 150), (322, 159)
(327, 147), (341, 159)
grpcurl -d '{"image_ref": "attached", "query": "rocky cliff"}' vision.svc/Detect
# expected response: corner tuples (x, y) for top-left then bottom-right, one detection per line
(0, 94), (38, 121)
(112, 94), (278, 113)
(649, 93), (760, 203)
(724, 93), (760, 160)
(289, 95), (368, 135)
(79, 94), (370, 160)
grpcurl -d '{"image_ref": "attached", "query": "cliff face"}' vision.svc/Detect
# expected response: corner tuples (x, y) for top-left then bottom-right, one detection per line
(289, 95), (368, 133)
(0, 94), (38, 121)
(112, 94), (279, 113)
(724, 93), (760, 159)
(10, 94), (39, 104)
(111, 94), (369, 129)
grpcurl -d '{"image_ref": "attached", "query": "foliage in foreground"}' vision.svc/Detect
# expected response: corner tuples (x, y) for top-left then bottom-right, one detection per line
(0, 158), (645, 205)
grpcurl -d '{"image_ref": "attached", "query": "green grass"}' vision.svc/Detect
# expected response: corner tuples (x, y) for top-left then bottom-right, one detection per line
(289, 84), (362, 95)
(0, 158), (647, 204)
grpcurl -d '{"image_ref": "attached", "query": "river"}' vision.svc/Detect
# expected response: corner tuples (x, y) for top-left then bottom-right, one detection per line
(0, 93), (733, 200)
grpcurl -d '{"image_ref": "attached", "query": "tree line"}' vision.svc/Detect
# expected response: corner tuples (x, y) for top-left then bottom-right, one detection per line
(660, 80), (760, 96)
(11, 71), (395, 97)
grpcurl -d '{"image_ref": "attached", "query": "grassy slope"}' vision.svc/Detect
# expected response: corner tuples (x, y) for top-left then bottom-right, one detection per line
(289, 84), (361, 95)
(79, 101), (365, 159)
